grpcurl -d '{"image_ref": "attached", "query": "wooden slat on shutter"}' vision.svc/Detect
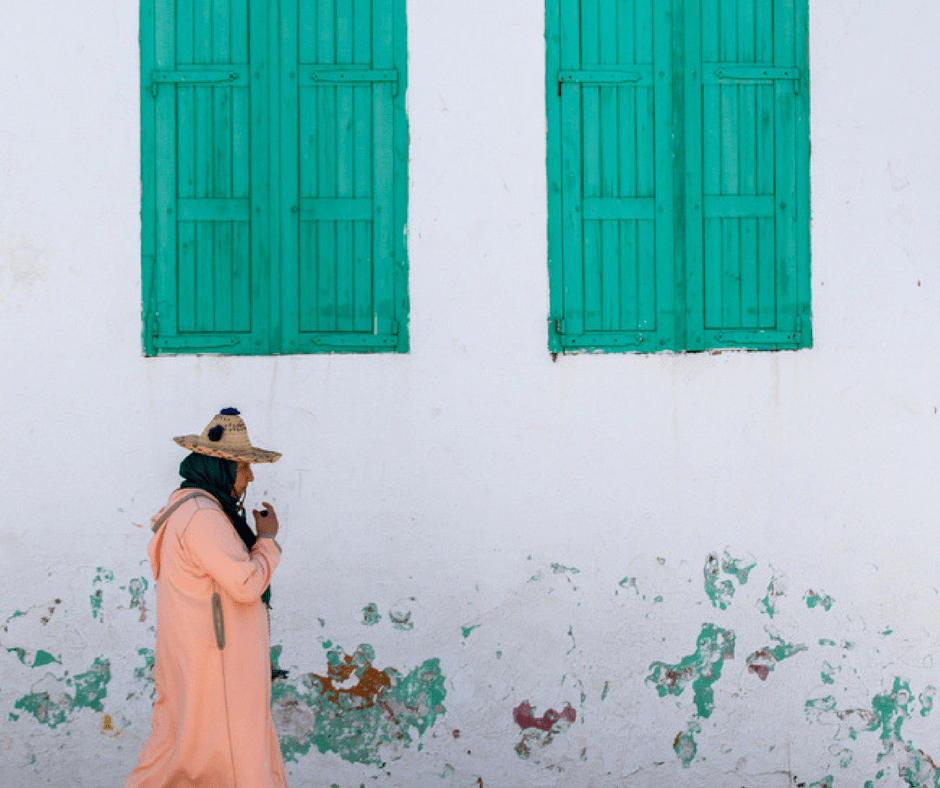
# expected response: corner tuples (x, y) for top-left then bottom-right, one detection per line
(685, 0), (810, 350)
(280, 0), (406, 352)
(549, 0), (674, 352)
(143, 0), (270, 354)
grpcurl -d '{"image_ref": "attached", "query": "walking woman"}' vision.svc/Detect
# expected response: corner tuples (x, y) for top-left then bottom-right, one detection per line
(125, 408), (288, 788)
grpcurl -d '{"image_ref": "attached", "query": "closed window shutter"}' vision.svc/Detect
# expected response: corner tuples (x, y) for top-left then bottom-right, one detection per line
(547, 0), (810, 353)
(142, 0), (407, 355)
(144, 0), (270, 354)
(280, 0), (403, 352)
(684, 0), (810, 350)
(551, 0), (674, 352)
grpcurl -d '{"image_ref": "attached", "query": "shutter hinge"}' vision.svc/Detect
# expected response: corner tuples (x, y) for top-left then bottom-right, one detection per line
(552, 317), (565, 335)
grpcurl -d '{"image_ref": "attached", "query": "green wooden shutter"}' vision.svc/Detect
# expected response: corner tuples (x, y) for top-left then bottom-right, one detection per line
(142, 0), (407, 355)
(143, 0), (271, 354)
(547, 0), (810, 353)
(279, 0), (406, 353)
(549, 0), (675, 352)
(684, 0), (810, 350)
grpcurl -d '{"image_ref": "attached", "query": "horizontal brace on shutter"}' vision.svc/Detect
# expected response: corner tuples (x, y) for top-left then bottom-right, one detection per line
(149, 69), (248, 95)
(560, 332), (651, 349)
(177, 199), (251, 222)
(702, 196), (775, 219)
(706, 329), (802, 347)
(703, 64), (802, 92)
(298, 198), (372, 222)
(583, 197), (656, 221)
(297, 333), (399, 347)
(558, 67), (652, 85)
(152, 335), (243, 349)
(301, 67), (400, 94)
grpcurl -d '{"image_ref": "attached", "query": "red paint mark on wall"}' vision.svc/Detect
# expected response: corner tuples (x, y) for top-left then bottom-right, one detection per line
(513, 701), (576, 731)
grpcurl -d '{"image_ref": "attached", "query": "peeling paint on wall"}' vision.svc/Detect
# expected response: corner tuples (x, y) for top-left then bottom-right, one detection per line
(513, 700), (577, 760)
(703, 551), (755, 610)
(805, 590), (835, 611)
(759, 574), (787, 618)
(647, 623), (735, 719)
(3, 547), (936, 784)
(617, 576), (639, 595)
(919, 686), (936, 717)
(746, 634), (807, 681)
(90, 567), (114, 622)
(123, 577), (149, 622)
(11, 657), (110, 729)
(361, 603), (381, 626)
(270, 643), (446, 767)
(6, 647), (60, 668)
(803, 676), (940, 786)
(389, 600), (415, 631)
(131, 647), (155, 700)
(673, 721), (701, 768)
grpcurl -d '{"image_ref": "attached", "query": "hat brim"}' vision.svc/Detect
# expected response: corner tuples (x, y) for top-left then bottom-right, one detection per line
(174, 435), (282, 464)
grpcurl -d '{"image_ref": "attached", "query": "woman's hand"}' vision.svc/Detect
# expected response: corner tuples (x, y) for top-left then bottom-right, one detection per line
(252, 502), (279, 539)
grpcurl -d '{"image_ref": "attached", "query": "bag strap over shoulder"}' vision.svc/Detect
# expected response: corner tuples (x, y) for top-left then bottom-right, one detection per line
(151, 491), (217, 533)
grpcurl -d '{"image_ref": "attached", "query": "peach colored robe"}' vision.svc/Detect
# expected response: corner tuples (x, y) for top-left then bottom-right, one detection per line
(125, 489), (288, 788)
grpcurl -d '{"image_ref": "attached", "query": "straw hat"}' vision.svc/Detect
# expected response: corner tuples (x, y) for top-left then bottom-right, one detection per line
(174, 408), (281, 464)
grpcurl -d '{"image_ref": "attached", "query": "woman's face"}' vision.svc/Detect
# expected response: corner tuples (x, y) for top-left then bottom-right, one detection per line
(232, 461), (254, 498)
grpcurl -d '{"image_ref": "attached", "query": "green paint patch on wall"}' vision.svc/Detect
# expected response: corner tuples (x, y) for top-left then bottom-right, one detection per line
(746, 635), (807, 681)
(805, 677), (940, 785)
(819, 638), (854, 651)
(868, 677), (940, 786)
(804, 695), (837, 723)
(123, 577), (149, 622)
(647, 623), (735, 719)
(821, 661), (840, 686)
(759, 576), (786, 618)
(617, 576), (639, 595)
(805, 590), (834, 611)
(361, 603), (381, 626)
(673, 721), (701, 768)
(135, 647), (155, 678)
(13, 657), (111, 729)
(132, 647), (156, 701)
(6, 648), (60, 668)
(271, 644), (446, 767)
(919, 686), (936, 717)
(89, 567), (114, 622)
(703, 551), (755, 610)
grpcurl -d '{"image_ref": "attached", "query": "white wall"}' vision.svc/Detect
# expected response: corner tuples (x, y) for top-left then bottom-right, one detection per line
(3, 0), (940, 786)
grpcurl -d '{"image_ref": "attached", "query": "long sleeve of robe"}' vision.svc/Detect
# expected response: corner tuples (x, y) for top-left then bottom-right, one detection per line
(124, 489), (288, 788)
